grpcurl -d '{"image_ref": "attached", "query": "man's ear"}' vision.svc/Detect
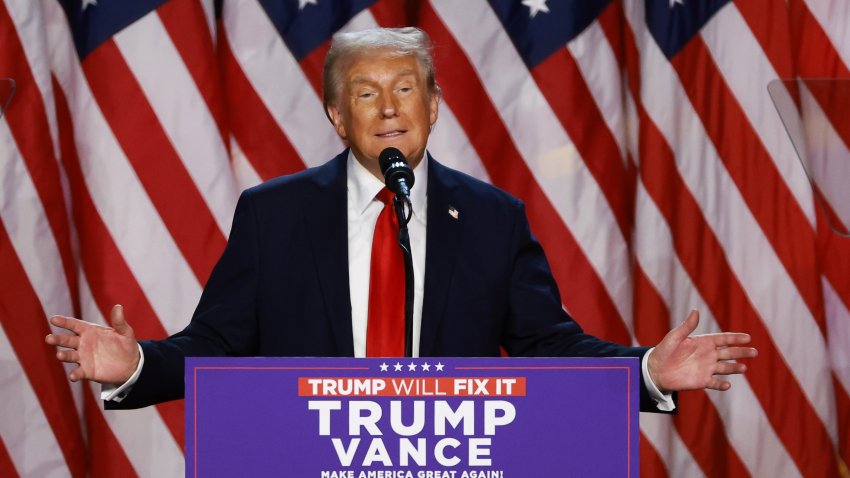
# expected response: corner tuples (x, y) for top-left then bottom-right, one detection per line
(326, 104), (347, 139)
(428, 91), (440, 126)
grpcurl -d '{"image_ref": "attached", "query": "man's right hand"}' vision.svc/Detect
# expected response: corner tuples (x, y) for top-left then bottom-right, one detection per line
(45, 304), (140, 385)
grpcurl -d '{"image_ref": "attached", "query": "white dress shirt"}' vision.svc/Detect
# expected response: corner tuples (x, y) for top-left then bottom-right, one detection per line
(347, 150), (428, 357)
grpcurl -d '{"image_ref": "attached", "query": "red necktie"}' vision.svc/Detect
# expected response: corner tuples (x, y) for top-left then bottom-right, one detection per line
(366, 188), (405, 357)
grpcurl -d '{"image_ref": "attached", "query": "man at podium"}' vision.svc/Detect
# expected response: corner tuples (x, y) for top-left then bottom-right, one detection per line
(45, 27), (756, 413)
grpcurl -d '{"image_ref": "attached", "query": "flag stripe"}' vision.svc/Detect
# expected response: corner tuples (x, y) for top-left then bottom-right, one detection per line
(640, 414), (705, 477)
(622, 0), (839, 460)
(157, 0), (229, 145)
(819, 222), (850, 318)
(821, 209), (850, 470)
(82, 39), (226, 285)
(790, 1), (850, 353)
(552, 18), (755, 476)
(633, 266), (752, 477)
(639, 434), (670, 478)
(82, 387), (138, 478)
(670, 37), (841, 437)
(733, 0), (794, 78)
(792, 0), (850, 79)
(79, 276), (185, 477)
(675, 392), (750, 477)
(703, 4), (816, 227)
(0, 0), (78, 315)
(368, 0), (409, 27)
(0, 437), (18, 478)
(530, 47), (633, 240)
(427, 0), (635, 335)
(802, 0), (850, 71)
(52, 80), (185, 450)
(637, 64), (833, 472)
(632, 263), (752, 476)
(361, 5), (494, 182)
(114, 9), (236, 238)
(223, 0), (343, 169)
(618, 10), (837, 470)
(297, 40), (330, 99)
(0, 321), (68, 477)
(45, 1), (203, 335)
(633, 96), (837, 476)
(0, 221), (85, 477)
(4, 1), (850, 475)
(220, 39), (306, 180)
(229, 135), (264, 190)
(834, 373), (850, 474)
(632, 181), (800, 477)
(419, 1), (631, 343)
(677, 29), (829, 332)
(4, 0), (60, 158)
(801, 91), (850, 236)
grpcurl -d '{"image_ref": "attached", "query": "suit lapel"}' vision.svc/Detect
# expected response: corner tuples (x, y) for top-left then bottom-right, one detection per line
(420, 157), (463, 356)
(303, 152), (354, 356)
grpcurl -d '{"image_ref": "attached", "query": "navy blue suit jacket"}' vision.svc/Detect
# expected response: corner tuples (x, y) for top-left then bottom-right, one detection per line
(109, 151), (663, 411)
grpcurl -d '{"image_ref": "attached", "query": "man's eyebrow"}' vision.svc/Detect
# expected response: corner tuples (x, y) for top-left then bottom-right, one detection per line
(349, 68), (418, 85)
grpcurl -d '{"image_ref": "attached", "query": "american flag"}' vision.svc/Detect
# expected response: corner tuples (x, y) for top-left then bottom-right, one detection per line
(1, 0), (848, 476)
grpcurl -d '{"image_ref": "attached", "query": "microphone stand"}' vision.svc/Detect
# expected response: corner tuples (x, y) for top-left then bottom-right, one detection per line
(393, 195), (414, 358)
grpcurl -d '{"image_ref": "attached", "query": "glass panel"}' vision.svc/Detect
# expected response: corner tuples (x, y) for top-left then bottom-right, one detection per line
(769, 79), (850, 237)
(0, 78), (14, 119)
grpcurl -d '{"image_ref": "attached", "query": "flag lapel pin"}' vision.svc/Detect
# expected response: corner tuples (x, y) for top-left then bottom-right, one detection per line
(448, 206), (459, 220)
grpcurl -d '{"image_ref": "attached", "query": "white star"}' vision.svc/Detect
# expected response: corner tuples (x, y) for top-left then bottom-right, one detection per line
(669, 0), (684, 7)
(435, 362), (445, 372)
(407, 362), (417, 371)
(421, 362), (431, 372)
(522, 0), (549, 19)
(81, 0), (97, 11)
(393, 362), (403, 372)
(299, 0), (318, 10)
(379, 362), (389, 372)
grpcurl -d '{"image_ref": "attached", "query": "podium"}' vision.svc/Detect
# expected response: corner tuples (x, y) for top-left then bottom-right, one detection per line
(186, 357), (639, 478)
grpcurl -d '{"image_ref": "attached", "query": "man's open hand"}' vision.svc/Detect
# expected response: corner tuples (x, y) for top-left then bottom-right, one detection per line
(648, 310), (758, 393)
(45, 304), (140, 385)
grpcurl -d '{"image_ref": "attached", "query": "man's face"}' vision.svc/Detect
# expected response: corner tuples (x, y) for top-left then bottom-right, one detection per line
(327, 52), (439, 179)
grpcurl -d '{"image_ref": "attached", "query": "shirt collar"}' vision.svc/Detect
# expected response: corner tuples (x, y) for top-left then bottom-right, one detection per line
(347, 149), (429, 220)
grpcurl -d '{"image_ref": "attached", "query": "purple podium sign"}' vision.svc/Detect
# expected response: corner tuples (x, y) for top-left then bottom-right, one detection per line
(186, 357), (639, 478)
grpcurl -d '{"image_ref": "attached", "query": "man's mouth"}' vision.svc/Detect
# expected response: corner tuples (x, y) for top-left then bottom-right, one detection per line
(376, 129), (406, 138)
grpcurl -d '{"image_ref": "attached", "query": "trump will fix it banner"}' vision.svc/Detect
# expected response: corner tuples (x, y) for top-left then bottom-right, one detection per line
(186, 357), (639, 477)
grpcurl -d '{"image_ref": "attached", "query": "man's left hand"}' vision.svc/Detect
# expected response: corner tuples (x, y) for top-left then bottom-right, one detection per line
(648, 309), (758, 393)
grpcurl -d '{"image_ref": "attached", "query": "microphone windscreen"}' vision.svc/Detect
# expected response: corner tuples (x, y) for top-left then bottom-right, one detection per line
(379, 147), (405, 176)
(378, 147), (415, 193)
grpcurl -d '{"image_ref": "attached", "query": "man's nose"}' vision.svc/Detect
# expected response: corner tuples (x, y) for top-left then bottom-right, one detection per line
(379, 94), (400, 118)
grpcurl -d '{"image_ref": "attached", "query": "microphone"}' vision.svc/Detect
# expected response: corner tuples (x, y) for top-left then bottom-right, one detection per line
(379, 147), (415, 198)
